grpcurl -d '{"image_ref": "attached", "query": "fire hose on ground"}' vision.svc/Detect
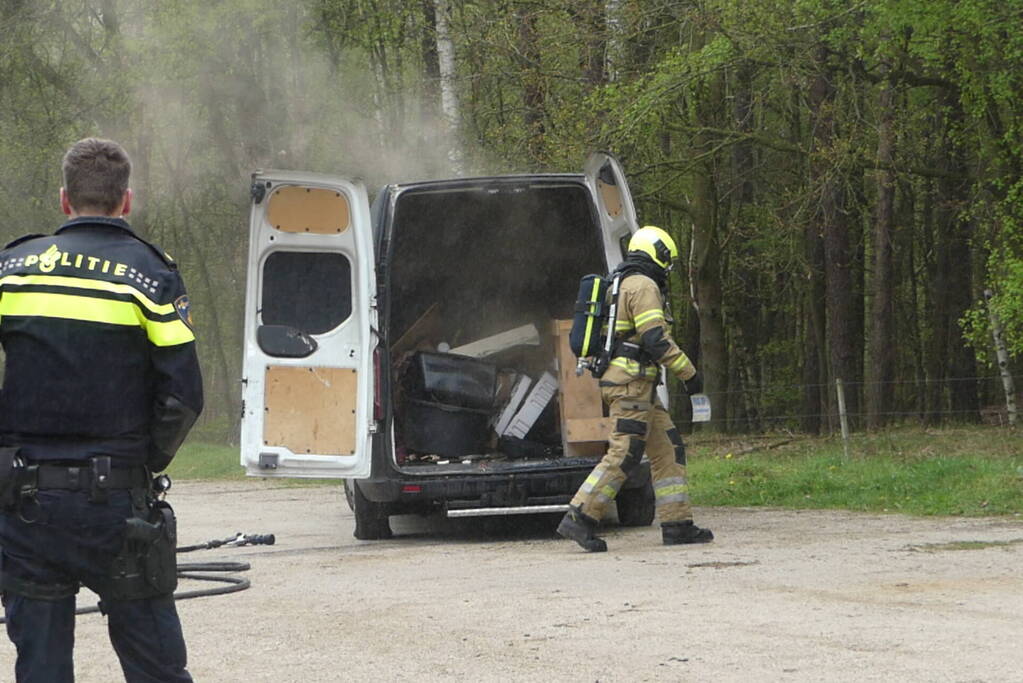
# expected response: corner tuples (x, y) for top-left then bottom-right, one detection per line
(167, 531), (276, 603)
(0, 532), (275, 621)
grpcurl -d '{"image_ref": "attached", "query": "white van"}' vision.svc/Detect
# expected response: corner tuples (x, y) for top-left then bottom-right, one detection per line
(240, 153), (664, 538)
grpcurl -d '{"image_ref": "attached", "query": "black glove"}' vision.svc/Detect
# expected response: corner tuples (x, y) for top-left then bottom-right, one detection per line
(682, 370), (703, 395)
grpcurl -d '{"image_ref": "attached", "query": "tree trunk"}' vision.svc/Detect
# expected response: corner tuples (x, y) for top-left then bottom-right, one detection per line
(731, 61), (760, 431)
(806, 48), (841, 433)
(867, 69), (897, 428)
(690, 167), (727, 431)
(514, 4), (545, 163)
(940, 96), (979, 420)
(924, 86), (977, 423)
(434, 0), (463, 174)
(421, 0), (440, 108)
(822, 175), (858, 430)
(568, 0), (609, 87)
(921, 174), (946, 423)
(689, 63), (728, 431)
(604, 0), (624, 82)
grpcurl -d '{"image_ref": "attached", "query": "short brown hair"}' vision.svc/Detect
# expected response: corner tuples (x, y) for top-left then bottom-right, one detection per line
(62, 138), (131, 214)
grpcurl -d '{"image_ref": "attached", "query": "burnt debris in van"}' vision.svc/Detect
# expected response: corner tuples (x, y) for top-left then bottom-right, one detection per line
(387, 181), (605, 467)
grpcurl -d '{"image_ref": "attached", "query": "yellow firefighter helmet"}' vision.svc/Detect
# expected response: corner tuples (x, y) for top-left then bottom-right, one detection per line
(627, 225), (678, 270)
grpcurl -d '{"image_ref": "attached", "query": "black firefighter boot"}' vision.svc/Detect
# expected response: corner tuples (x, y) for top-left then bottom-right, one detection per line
(557, 507), (608, 552)
(662, 520), (714, 545)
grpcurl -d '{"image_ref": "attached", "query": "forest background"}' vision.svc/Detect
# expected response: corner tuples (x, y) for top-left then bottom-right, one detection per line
(1, 0), (1021, 442)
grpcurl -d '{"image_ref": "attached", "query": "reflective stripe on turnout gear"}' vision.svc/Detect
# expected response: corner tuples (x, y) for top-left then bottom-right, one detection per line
(580, 466), (623, 506)
(654, 477), (690, 505)
(0, 274), (195, 346)
(633, 308), (665, 327)
(610, 357), (658, 378)
(667, 354), (691, 374)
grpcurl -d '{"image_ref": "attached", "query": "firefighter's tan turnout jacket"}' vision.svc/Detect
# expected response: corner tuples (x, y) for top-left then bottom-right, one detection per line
(600, 273), (696, 386)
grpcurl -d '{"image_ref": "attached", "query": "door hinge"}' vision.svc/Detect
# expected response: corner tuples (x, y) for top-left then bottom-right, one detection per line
(369, 421), (380, 435)
(250, 181), (267, 204)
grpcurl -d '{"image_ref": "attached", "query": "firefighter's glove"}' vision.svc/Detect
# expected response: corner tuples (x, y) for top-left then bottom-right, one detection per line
(682, 370), (703, 395)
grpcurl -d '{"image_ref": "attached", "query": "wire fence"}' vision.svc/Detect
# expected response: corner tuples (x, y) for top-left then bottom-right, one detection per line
(667, 373), (1020, 434)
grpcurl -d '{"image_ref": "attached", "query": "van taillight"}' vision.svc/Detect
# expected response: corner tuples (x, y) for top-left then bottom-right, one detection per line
(373, 347), (383, 421)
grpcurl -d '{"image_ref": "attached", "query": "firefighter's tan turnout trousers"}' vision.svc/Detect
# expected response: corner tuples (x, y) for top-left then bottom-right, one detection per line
(570, 377), (693, 524)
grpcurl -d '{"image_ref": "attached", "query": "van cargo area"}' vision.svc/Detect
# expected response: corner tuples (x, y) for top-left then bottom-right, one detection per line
(385, 179), (608, 473)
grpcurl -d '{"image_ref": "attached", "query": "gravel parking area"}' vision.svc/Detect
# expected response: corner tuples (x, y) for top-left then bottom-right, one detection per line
(3, 480), (1022, 682)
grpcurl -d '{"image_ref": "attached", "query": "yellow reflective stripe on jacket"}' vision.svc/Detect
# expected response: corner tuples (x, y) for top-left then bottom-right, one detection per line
(0, 274), (174, 316)
(0, 289), (194, 347)
(614, 319), (633, 332)
(633, 308), (665, 327)
(146, 318), (195, 346)
(668, 354), (691, 374)
(0, 290), (144, 327)
(610, 357), (658, 378)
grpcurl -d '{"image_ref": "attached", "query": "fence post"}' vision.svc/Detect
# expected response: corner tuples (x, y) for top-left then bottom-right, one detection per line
(836, 378), (850, 458)
(985, 289), (1017, 427)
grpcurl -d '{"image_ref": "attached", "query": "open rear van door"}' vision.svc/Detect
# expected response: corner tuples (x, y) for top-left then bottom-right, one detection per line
(240, 171), (376, 478)
(584, 152), (640, 269)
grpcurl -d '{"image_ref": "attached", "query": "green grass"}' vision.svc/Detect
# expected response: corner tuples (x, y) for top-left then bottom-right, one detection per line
(164, 442), (246, 481)
(687, 426), (1023, 516)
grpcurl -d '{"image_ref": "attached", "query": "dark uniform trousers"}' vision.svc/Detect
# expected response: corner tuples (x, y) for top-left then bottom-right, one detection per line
(0, 489), (190, 683)
(570, 378), (694, 523)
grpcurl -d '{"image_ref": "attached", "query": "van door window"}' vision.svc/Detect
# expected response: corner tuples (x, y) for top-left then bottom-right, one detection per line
(261, 251), (352, 335)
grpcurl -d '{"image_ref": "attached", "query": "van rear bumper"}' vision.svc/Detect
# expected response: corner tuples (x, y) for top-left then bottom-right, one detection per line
(355, 460), (651, 513)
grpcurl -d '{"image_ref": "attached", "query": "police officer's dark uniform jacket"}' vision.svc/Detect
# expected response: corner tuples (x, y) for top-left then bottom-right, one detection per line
(0, 216), (202, 465)
(0, 216), (202, 683)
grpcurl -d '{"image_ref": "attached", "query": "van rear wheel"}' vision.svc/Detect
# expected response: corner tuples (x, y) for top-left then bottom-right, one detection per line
(344, 480), (393, 540)
(616, 482), (655, 527)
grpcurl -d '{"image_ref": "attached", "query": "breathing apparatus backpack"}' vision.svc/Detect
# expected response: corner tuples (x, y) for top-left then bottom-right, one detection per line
(569, 271), (623, 378)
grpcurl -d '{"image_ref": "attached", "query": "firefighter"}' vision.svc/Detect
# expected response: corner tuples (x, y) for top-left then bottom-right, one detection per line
(0, 138), (203, 681)
(557, 225), (712, 552)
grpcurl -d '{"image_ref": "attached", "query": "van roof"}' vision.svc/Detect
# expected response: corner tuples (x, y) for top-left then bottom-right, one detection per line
(386, 173), (586, 193)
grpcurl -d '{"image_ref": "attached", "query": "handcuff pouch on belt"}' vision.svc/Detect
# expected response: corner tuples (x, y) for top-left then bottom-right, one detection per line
(100, 498), (178, 600)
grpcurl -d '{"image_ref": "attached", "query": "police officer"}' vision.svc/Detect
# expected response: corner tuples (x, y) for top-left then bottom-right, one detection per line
(558, 225), (712, 552)
(0, 138), (203, 681)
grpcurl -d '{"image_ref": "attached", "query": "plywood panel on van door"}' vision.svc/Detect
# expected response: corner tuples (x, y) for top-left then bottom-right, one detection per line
(264, 366), (357, 455)
(267, 186), (351, 234)
(597, 179), (623, 218)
